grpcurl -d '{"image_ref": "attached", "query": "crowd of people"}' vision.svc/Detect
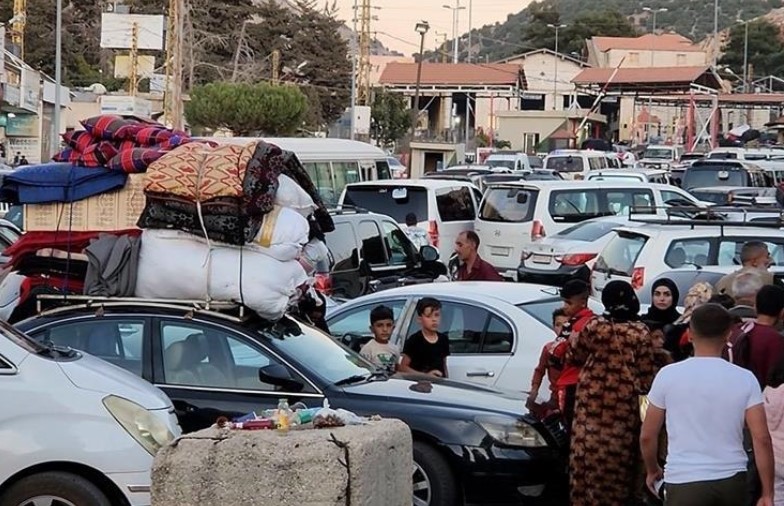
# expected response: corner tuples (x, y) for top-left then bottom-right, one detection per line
(528, 240), (784, 505)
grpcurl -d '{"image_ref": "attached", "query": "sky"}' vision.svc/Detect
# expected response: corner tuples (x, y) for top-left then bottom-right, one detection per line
(331, 0), (532, 56)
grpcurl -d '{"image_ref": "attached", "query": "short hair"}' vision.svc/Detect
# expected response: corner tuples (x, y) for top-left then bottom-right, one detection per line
(756, 285), (784, 317)
(731, 271), (765, 302)
(460, 230), (480, 248)
(690, 303), (733, 341)
(416, 297), (442, 316)
(708, 293), (736, 310)
(561, 279), (589, 299)
(552, 307), (567, 323)
(740, 241), (769, 265)
(405, 213), (418, 227)
(370, 305), (395, 325)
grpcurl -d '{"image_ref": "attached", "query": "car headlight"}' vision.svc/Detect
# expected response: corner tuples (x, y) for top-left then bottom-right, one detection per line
(103, 395), (175, 456)
(477, 416), (548, 448)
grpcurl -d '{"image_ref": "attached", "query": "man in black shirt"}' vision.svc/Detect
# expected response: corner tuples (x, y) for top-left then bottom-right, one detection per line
(399, 297), (450, 378)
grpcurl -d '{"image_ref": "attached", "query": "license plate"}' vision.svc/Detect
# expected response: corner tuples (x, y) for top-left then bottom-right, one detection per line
(531, 254), (551, 264)
(490, 246), (511, 257)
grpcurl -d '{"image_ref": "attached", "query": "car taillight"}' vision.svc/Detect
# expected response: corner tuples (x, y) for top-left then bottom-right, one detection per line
(428, 220), (440, 248)
(531, 220), (546, 241)
(314, 273), (333, 295)
(560, 253), (597, 266)
(631, 267), (645, 290)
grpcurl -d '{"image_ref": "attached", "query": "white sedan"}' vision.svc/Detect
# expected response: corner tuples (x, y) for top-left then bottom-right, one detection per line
(326, 281), (602, 399)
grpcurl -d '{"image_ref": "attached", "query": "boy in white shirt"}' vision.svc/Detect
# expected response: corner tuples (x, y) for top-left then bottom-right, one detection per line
(640, 303), (775, 506)
(359, 305), (400, 373)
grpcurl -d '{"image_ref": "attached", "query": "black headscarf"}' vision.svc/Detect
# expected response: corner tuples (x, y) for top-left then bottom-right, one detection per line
(602, 280), (640, 323)
(641, 278), (681, 326)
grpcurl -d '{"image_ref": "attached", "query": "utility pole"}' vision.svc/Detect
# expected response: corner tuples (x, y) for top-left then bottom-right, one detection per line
(713, 0), (719, 65)
(409, 21), (430, 169)
(547, 23), (567, 111)
(271, 49), (281, 84)
(467, 0), (472, 63)
(643, 7), (667, 141)
(129, 22), (140, 96)
(52, 0), (61, 157)
(12, 0), (25, 59)
(164, 0), (185, 130)
(442, 1), (465, 64)
(742, 19), (750, 93)
(357, 0), (372, 107)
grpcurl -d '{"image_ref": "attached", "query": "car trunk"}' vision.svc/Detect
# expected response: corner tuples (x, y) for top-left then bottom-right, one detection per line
(475, 186), (539, 274)
(591, 230), (649, 296)
(523, 238), (595, 272)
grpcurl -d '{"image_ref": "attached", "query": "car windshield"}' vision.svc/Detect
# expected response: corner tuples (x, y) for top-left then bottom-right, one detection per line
(546, 155), (584, 172)
(682, 168), (746, 190)
(487, 159), (516, 170)
(555, 220), (626, 242)
(479, 187), (537, 222)
(342, 186), (428, 223)
(644, 148), (674, 160)
(260, 318), (374, 385)
(594, 232), (648, 276)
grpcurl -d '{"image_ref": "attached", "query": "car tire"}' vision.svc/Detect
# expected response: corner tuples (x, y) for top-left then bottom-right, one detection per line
(413, 441), (458, 506)
(0, 471), (112, 506)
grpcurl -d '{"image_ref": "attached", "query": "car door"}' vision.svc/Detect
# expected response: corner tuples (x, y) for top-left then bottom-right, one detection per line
(402, 299), (514, 388)
(152, 317), (321, 434)
(324, 220), (364, 298)
(326, 299), (411, 352)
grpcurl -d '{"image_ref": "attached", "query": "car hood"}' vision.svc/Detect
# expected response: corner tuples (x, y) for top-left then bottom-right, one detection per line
(340, 374), (527, 417)
(58, 353), (171, 410)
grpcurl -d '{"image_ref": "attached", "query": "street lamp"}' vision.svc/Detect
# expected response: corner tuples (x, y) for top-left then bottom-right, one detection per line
(442, 2), (466, 64)
(713, 0), (719, 65)
(736, 18), (751, 93)
(642, 7), (667, 142)
(409, 21), (430, 150)
(547, 23), (567, 111)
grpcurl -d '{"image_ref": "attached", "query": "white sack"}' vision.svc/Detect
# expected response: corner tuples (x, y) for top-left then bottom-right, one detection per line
(252, 205), (309, 261)
(136, 229), (309, 320)
(298, 239), (330, 275)
(275, 174), (317, 218)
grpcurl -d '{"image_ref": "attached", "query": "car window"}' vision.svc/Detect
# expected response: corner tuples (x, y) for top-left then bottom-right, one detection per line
(683, 168), (747, 190)
(528, 156), (544, 168)
(594, 232), (648, 275)
(483, 315), (513, 354)
(437, 187), (475, 222)
(606, 190), (655, 216)
(549, 190), (602, 222)
(343, 186), (428, 223)
(327, 300), (408, 338)
(324, 222), (358, 272)
(34, 319), (145, 376)
(160, 321), (288, 391)
(375, 160), (392, 180)
(382, 220), (416, 265)
(333, 162), (361, 200)
(303, 162), (336, 206)
(662, 189), (695, 205)
(546, 155), (584, 173)
(665, 239), (711, 268)
(555, 220), (626, 242)
(718, 239), (784, 267)
(406, 301), (491, 355)
(479, 187), (537, 223)
(357, 220), (386, 266)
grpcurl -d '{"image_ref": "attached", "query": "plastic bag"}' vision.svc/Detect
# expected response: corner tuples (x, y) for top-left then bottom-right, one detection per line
(313, 399), (365, 428)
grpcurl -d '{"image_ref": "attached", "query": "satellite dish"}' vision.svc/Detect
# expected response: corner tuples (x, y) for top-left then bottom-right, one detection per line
(86, 83), (108, 95)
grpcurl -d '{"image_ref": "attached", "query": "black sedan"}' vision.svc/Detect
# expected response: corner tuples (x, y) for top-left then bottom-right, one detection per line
(17, 301), (568, 506)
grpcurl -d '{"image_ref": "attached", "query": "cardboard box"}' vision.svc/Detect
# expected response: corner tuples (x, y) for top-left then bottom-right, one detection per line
(24, 173), (145, 232)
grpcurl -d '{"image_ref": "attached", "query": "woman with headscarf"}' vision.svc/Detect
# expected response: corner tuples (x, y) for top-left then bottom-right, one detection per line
(567, 280), (656, 506)
(641, 278), (681, 327)
(664, 282), (713, 362)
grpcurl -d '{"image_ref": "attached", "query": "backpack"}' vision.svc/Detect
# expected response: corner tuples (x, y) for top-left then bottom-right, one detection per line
(728, 321), (756, 368)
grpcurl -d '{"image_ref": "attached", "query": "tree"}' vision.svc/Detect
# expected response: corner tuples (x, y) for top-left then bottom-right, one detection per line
(720, 19), (784, 83)
(185, 82), (309, 136)
(519, 1), (563, 52)
(370, 90), (410, 148)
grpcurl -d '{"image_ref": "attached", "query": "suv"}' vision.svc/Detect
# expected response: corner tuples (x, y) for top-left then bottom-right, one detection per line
(682, 160), (770, 191)
(485, 152), (543, 172)
(638, 145), (685, 170)
(591, 220), (784, 296)
(339, 180), (482, 262)
(17, 299), (569, 506)
(319, 208), (444, 299)
(474, 181), (702, 279)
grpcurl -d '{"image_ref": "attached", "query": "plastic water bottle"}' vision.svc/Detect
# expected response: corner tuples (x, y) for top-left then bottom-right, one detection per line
(276, 399), (293, 435)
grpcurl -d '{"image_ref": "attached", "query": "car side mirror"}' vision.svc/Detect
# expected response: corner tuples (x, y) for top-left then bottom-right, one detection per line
(341, 332), (372, 353)
(420, 245), (440, 262)
(259, 364), (304, 392)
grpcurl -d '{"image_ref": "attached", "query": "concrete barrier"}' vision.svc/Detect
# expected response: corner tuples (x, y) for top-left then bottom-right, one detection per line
(152, 419), (412, 506)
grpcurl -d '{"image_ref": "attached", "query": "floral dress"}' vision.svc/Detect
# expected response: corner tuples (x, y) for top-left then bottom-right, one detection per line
(567, 317), (656, 506)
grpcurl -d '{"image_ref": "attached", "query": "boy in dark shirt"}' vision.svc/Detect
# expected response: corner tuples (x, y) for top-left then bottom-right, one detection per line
(400, 297), (450, 378)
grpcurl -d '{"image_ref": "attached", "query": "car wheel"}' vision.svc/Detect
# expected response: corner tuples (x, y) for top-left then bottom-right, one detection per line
(0, 472), (112, 506)
(413, 441), (458, 506)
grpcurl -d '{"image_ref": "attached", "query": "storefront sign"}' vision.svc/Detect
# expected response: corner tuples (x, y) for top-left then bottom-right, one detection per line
(6, 114), (39, 137)
(8, 137), (41, 164)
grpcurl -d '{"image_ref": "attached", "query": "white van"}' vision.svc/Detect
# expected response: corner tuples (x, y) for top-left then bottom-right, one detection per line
(475, 181), (702, 279)
(485, 152), (544, 172)
(543, 150), (610, 180)
(210, 137), (392, 206)
(0, 322), (180, 506)
(339, 180), (483, 262)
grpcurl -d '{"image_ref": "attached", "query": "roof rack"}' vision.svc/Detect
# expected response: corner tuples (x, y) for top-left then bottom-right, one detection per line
(329, 204), (369, 215)
(34, 295), (248, 323)
(627, 205), (784, 230)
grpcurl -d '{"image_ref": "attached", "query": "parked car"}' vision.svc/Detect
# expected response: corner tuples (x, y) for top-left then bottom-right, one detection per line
(326, 281), (602, 398)
(474, 180), (703, 279)
(339, 180), (482, 262)
(637, 145), (685, 170)
(542, 150), (610, 180)
(0, 319), (180, 506)
(518, 217), (634, 286)
(318, 208), (445, 299)
(17, 300), (569, 506)
(586, 169), (672, 185)
(590, 219), (784, 297)
(682, 160), (769, 191)
(485, 152), (543, 172)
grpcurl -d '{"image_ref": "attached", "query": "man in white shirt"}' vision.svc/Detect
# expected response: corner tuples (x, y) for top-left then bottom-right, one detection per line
(640, 303), (775, 506)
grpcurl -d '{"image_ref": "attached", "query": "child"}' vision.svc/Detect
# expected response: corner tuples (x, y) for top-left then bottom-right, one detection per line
(643, 320), (674, 372)
(359, 305), (400, 373)
(529, 308), (569, 407)
(404, 212), (430, 249)
(399, 297), (450, 378)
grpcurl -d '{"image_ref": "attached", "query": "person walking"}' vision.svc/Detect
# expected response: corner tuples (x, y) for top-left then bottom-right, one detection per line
(568, 280), (656, 506)
(452, 231), (503, 282)
(641, 278), (681, 327)
(641, 303), (775, 506)
(764, 359), (784, 506)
